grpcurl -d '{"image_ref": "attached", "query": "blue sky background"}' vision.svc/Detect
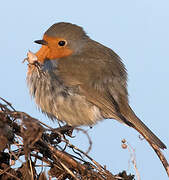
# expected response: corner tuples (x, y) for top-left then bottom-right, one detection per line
(0, 0), (169, 179)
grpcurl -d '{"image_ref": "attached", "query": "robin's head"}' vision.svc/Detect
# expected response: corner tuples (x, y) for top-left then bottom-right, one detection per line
(34, 22), (89, 63)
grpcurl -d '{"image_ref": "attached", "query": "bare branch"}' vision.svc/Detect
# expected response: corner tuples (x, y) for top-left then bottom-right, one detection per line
(0, 97), (134, 180)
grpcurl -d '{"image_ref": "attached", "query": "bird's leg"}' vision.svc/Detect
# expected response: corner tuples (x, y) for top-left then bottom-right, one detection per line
(54, 124), (74, 138)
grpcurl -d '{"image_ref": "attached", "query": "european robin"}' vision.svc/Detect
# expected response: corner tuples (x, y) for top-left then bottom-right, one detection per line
(26, 22), (167, 169)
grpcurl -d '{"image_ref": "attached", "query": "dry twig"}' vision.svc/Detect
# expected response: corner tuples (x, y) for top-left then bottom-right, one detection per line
(0, 97), (134, 180)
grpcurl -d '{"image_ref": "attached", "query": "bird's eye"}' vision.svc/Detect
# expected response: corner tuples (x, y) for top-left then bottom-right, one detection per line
(58, 40), (66, 46)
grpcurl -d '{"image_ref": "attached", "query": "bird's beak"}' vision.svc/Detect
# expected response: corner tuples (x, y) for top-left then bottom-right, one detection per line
(34, 40), (48, 45)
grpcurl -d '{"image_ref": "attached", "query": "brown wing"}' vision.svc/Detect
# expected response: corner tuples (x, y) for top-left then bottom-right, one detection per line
(58, 40), (166, 149)
(57, 44), (131, 126)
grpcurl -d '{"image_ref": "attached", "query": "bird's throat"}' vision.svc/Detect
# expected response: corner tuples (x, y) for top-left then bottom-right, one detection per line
(35, 44), (73, 63)
(35, 45), (50, 63)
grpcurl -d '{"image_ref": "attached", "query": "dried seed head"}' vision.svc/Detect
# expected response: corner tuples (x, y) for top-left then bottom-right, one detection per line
(121, 139), (126, 144)
(121, 143), (127, 149)
(27, 50), (38, 64)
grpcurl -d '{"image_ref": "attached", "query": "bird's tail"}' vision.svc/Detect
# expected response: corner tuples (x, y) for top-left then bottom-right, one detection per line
(123, 105), (169, 176)
(124, 105), (166, 149)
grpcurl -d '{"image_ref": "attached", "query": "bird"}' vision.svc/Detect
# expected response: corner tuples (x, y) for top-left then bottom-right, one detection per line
(26, 22), (168, 174)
